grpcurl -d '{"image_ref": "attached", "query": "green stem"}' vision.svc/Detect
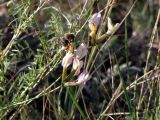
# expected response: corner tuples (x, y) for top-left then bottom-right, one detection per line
(64, 70), (76, 82)
(67, 87), (86, 119)
(86, 46), (98, 71)
(62, 67), (67, 84)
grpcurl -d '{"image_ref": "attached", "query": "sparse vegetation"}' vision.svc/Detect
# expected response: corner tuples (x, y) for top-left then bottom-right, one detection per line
(0, 0), (160, 120)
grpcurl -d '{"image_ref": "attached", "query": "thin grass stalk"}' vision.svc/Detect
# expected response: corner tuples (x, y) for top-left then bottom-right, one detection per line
(138, 8), (160, 111)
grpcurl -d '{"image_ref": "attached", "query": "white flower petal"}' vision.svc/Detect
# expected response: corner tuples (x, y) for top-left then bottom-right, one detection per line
(62, 52), (74, 68)
(73, 58), (83, 75)
(73, 57), (79, 70)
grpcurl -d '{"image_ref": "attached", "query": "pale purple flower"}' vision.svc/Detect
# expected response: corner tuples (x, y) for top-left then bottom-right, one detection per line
(76, 71), (91, 84)
(88, 12), (101, 30)
(64, 71), (91, 86)
(62, 52), (74, 68)
(72, 57), (83, 75)
(76, 43), (88, 60)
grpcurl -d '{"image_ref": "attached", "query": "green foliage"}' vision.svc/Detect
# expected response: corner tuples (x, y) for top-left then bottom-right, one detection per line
(0, 0), (159, 120)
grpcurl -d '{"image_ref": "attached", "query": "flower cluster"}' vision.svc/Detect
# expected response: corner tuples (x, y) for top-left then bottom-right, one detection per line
(62, 43), (91, 85)
(61, 12), (119, 86)
(88, 12), (119, 44)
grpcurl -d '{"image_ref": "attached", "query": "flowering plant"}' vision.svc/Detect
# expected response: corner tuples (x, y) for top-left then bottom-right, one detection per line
(61, 12), (119, 87)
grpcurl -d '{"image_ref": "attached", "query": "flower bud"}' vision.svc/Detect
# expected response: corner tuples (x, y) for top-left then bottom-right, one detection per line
(106, 17), (119, 35)
(88, 13), (101, 31)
